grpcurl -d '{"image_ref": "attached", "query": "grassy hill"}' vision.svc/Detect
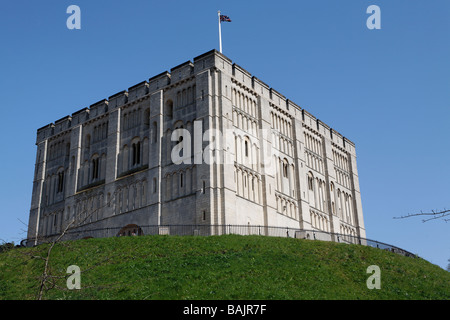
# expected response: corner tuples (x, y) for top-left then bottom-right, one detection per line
(0, 234), (448, 300)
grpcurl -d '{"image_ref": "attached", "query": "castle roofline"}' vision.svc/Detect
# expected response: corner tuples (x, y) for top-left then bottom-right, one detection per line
(233, 63), (252, 78)
(170, 61), (194, 73)
(72, 107), (89, 116)
(252, 76), (270, 90)
(37, 123), (54, 132)
(148, 71), (171, 82)
(54, 115), (71, 124)
(193, 49), (232, 64)
(270, 88), (286, 100)
(128, 80), (148, 91)
(90, 99), (108, 108)
(35, 49), (354, 149)
(108, 90), (128, 100)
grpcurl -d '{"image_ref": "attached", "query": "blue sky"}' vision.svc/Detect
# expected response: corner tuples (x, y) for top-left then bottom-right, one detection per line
(0, 1), (449, 270)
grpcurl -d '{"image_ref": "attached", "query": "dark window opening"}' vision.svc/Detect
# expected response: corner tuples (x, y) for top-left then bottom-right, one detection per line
(308, 177), (313, 191)
(165, 100), (174, 118)
(283, 163), (288, 178)
(153, 122), (158, 143)
(132, 142), (141, 166)
(92, 158), (99, 180)
(57, 171), (64, 193)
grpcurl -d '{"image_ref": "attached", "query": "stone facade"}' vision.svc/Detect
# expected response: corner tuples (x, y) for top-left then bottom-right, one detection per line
(27, 49), (366, 244)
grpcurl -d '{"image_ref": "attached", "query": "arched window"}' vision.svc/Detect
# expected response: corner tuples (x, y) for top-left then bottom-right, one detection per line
(132, 141), (141, 166)
(244, 140), (249, 157)
(91, 156), (99, 180)
(165, 99), (173, 118)
(283, 160), (289, 178)
(57, 169), (65, 193)
(307, 173), (314, 191)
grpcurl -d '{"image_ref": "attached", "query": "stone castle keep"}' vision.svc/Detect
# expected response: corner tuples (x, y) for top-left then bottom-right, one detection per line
(28, 49), (366, 244)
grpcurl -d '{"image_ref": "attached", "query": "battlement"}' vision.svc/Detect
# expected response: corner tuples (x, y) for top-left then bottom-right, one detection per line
(170, 61), (194, 81)
(220, 54), (354, 149)
(89, 99), (108, 118)
(128, 81), (149, 103)
(36, 49), (353, 149)
(35, 50), (221, 141)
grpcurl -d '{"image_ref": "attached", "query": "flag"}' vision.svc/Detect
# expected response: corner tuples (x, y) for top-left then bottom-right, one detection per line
(220, 15), (231, 22)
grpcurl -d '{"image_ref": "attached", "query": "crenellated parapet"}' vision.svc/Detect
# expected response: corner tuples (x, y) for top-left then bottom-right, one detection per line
(36, 49), (354, 153)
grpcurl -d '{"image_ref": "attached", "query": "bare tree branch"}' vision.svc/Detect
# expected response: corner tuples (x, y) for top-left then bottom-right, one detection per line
(32, 193), (120, 300)
(394, 208), (450, 223)
(37, 217), (77, 300)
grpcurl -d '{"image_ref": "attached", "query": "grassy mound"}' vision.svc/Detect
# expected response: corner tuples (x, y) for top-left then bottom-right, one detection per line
(0, 234), (448, 300)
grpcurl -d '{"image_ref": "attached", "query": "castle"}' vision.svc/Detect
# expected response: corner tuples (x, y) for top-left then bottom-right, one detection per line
(27, 49), (366, 245)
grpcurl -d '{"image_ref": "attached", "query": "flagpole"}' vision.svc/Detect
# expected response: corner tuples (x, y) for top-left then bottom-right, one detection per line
(218, 10), (222, 53)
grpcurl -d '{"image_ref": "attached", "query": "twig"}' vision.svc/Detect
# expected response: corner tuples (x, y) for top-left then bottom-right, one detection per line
(394, 208), (450, 223)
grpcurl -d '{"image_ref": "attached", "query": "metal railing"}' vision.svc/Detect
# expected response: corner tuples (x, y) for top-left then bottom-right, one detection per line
(26, 224), (417, 258)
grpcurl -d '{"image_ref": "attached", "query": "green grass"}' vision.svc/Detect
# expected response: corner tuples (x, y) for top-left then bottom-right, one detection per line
(0, 234), (448, 300)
